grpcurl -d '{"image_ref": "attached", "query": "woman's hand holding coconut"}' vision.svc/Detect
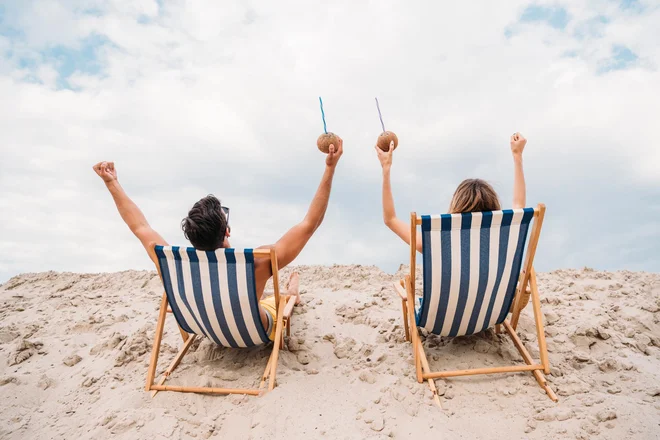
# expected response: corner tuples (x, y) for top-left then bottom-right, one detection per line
(375, 140), (395, 171)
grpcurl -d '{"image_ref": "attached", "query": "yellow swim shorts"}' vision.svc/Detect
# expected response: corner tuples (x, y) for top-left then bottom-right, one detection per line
(260, 296), (277, 341)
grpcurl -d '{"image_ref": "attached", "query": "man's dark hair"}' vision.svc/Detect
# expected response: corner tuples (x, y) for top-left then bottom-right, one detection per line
(181, 195), (227, 251)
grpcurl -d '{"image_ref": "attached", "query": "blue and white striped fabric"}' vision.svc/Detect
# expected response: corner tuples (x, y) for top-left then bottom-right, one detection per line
(154, 246), (270, 348)
(416, 208), (535, 337)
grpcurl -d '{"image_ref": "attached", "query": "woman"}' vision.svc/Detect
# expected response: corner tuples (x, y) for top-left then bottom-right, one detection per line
(375, 132), (528, 253)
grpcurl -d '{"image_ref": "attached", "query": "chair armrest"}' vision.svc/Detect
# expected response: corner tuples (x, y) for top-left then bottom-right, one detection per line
(393, 280), (407, 301)
(282, 295), (297, 318)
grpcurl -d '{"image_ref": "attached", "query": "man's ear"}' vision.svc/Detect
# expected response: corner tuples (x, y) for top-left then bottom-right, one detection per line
(226, 227), (231, 238)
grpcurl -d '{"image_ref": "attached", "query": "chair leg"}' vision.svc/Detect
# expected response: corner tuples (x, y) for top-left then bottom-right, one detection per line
(404, 277), (423, 383)
(152, 334), (197, 398)
(416, 343), (442, 408)
(146, 294), (169, 392)
(401, 300), (410, 342)
(268, 298), (287, 392)
(259, 351), (275, 390)
(510, 283), (531, 330)
(413, 333), (423, 383)
(503, 320), (558, 402)
(408, 314), (422, 383)
(529, 269), (550, 374)
(269, 340), (282, 392)
(531, 369), (558, 402)
(178, 326), (190, 342)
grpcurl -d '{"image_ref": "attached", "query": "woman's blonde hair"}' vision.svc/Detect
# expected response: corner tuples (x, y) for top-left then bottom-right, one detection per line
(449, 179), (501, 213)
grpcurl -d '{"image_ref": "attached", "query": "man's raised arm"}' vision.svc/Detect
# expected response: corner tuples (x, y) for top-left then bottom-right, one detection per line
(93, 161), (166, 260)
(264, 139), (343, 269)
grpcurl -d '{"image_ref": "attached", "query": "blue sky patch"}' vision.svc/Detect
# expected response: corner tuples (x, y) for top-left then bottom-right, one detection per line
(40, 34), (109, 88)
(574, 15), (610, 39)
(520, 5), (570, 29)
(620, 0), (644, 13)
(598, 45), (638, 73)
(0, 5), (23, 39)
(79, 7), (104, 17)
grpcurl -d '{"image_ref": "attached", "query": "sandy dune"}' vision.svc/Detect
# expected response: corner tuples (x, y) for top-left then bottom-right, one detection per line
(1, 266), (659, 439)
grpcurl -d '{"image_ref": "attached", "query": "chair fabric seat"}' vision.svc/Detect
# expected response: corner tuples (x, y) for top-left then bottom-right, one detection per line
(416, 209), (535, 337)
(154, 246), (270, 348)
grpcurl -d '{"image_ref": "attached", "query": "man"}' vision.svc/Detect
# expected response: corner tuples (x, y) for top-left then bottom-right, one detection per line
(93, 139), (343, 340)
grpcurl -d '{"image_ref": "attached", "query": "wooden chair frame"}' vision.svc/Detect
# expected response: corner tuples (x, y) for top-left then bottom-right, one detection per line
(394, 204), (557, 405)
(145, 246), (296, 397)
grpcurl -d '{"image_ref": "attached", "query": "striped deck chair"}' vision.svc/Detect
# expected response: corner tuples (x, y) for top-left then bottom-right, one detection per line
(393, 204), (557, 405)
(145, 245), (296, 396)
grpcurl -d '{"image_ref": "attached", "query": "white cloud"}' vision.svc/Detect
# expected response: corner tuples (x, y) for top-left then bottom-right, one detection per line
(1, 0), (659, 282)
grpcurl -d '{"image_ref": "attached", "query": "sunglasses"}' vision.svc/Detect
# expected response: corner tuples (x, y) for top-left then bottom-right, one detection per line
(221, 206), (230, 224)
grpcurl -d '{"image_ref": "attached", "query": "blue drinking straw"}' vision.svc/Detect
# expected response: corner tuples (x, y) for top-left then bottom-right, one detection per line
(319, 97), (327, 134)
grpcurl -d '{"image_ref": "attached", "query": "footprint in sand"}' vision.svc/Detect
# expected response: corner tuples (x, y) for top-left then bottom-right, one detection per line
(38, 375), (55, 390)
(7, 339), (44, 366)
(0, 329), (19, 344)
(296, 352), (312, 365)
(89, 333), (127, 356)
(0, 376), (20, 386)
(114, 328), (151, 367)
(332, 338), (356, 359)
(63, 354), (82, 367)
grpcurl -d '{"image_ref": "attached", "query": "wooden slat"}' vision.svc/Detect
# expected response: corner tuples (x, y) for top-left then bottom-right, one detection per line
(504, 320), (535, 366)
(178, 327), (190, 342)
(282, 295), (296, 318)
(410, 212), (417, 289)
(393, 280), (407, 301)
(260, 352), (275, 389)
(150, 385), (260, 396)
(417, 343), (442, 408)
(145, 293), (169, 391)
(406, 276), (423, 383)
(165, 334), (196, 374)
(151, 375), (168, 398)
(542, 380), (558, 402)
(252, 249), (273, 257)
(511, 204), (545, 329)
(503, 320), (558, 402)
(413, 334), (424, 383)
(401, 300), (410, 342)
(268, 297), (286, 391)
(409, 214), (422, 382)
(529, 269), (550, 374)
(270, 249), (281, 313)
(394, 278), (410, 341)
(423, 363), (542, 379)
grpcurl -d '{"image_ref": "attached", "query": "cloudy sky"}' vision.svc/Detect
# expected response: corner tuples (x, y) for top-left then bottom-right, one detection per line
(0, 0), (658, 283)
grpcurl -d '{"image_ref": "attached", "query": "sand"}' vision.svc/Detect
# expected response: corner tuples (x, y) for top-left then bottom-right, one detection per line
(1, 266), (659, 439)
